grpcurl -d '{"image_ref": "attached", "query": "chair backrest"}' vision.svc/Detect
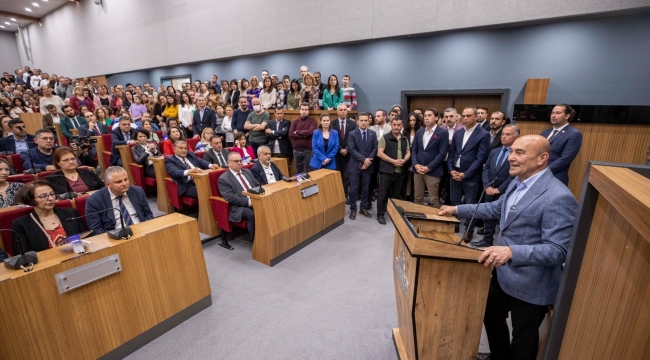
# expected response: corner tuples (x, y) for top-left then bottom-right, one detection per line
(73, 196), (88, 220)
(195, 151), (205, 159)
(37, 171), (58, 179)
(0, 206), (33, 256)
(101, 133), (112, 150)
(10, 153), (23, 174)
(208, 169), (227, 197)
(186, 138), (200, 151)
(7, 174), (36, 183)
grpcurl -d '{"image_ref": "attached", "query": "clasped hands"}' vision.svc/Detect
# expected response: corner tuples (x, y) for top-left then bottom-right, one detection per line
(449, 170), (466, 181)
(360, 158), (372, 170)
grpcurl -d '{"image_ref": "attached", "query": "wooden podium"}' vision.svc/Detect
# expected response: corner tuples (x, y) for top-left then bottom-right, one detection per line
(387, 199), (492, 360)
(543, 163), (650, 359)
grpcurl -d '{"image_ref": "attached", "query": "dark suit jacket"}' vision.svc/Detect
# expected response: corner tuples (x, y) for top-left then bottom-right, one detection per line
(132, 142), (162, 174)
(482, 146), (514, 194)
(331, 118), (357, 158)
(79, 123), (109, 137)
(250, 161), (284, 185)
(217, 168), (259, 222)
(410, 126), (449, 177)
(192, 107), (217, 136)
(0, 134), (36, 154)
(45, 169), (104, 195)
(203, 148), (230, 167)
(85, 186), (153, 235)
(480, 121), (491, 131)
(540, 125), (583, 185)
(164, 152), (212, 196)
(488, 128), (503, 150)
(42, 112), (65, 132)
(447, 125), (491, 182)
(60, 115), (88, 139)
(228, 90), (241, 108)
(110, 127), (138, 165)
(347, 128), (378, 174)
(266, 119), (292, 157)
(12, 207), (88, 252)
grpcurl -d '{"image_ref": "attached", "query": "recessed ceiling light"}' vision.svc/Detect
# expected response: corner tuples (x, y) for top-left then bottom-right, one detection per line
(4, 22), (9, 25)
(0, 26), (5, 29)
(33, 3), (40, 7)
(10, 18), (16, 21)
(25, 8), (32, 11)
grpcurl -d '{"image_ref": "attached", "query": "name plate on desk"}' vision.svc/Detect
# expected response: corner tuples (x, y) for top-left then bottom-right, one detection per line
(300, 184), (319, 198)
(55, 254), (122, 294)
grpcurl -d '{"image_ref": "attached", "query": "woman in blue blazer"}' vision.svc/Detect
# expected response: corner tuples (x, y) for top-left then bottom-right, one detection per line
(309, 115), (339, 170)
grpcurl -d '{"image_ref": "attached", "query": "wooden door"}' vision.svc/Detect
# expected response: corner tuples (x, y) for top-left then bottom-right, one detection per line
(408, 94), (502, 115)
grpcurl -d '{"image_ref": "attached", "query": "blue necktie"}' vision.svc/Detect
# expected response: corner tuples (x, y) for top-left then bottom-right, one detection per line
(118, 196), (134, 226)
(124, 133), (130, 142)
(496, 147), (509, 167)
(361, 131), (367, 151)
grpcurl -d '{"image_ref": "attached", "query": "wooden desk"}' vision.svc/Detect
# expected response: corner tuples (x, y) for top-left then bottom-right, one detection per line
(0, 213), (211, 359)
(152, 156), (173, 213)
(116, 144), (135, 184)
(246, 169), (345, 266)
(91, 135), (107, 173)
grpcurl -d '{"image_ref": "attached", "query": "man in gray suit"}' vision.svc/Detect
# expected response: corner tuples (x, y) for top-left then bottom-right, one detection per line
(217, 151), (259, 241)
(439, 135), (577, 360)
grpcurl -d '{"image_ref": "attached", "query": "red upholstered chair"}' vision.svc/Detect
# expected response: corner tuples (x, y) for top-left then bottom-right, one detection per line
(186, 137), (200, 151)
(207, 169), (249, 250)
(10, 154), (24, 174)
(162, 156), (198, 210)
(73, 196), (88, 227)
(195, 151), (205, 159)
(127, 143), (157, 191)
(101, 134), (112, 169)
(108, 125), (113, 132)
(7, 174), (36, 183)
(36, 171), (58, 179)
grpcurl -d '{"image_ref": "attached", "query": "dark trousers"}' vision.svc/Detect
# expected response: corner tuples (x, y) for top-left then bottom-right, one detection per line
(241, 207), (256, 241)
(439, 162), (452, 205)
(377, 171), (406, 216)
(348, 169), (371, 211)
(368, 156), (380, 198)
(293, 149), (313, 174)
(182, 185), (198, 199)
(336, 154), (351, 196)
(144, 166), (156, 179)
(250, 141), (265, 156)
(450, 176), (479, 231)
(484, 273), (549, 360)
(482, 193), (502, 242)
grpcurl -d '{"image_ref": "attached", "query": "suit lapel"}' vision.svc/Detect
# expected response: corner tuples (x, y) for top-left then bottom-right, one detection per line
(549, 125), (569, 144)
(103, 190), (117, 225)
(501, 171), (551, 231)
(461, 127), (480, 154)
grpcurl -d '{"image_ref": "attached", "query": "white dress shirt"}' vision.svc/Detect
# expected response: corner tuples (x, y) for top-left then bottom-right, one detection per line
(456, 124), (478, 168)
(261, 163), (277, 184)
(141, 144), (154, 165)
(229, 168), (252, 207)
(422, 125), (437, 149)
(176, 155), (195, 181)
(110, 189), (141, 229)
(546, 123), (570, 140)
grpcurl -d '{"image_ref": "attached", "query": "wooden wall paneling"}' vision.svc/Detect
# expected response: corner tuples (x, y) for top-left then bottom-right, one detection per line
(19, 112), (44, 135)
(453, 95), (503, 114)
(407, 96), (454, 114)
(524, 79), (550, 104)
(89, 76), (109, 88)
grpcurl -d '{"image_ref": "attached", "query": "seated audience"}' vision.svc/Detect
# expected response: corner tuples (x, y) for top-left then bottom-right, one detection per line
(42, 104), (65, 134)
(79, 110), (109, 137)
(12, 180), (88, 251)
(164, 140), (218, 199)
(141, 119), (160, 142)
(251, 145), (285, 185)
(110, 116), (138, 166)
(45, 147), (104, 195)
(10, 97), (33, 119)
(0, 119), (36, 154)
(85, 166), (153, 235)
(203, 135), (230, 167)
(162, 126), (185, 155)
(0, 158), (23, 207)
(309, 113), (339, 170)
(194, 127), (214, 152)
(22, 129), (57, 172)
(231, 132), (256, 164)
(60, 104), (88, 140)
(217, 152), (258, 241)
(132, 129), (161, 178)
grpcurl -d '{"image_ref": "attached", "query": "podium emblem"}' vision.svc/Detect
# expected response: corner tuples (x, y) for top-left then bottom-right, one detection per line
(395, 243), (408, 295)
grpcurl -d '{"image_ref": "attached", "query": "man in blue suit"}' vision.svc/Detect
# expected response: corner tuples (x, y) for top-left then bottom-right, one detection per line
(0, 119), (36, 154)
(86, 166), (153, 235)
(165, 140), (218, 199)
(410, 108), (449, 209)
(472, 124), (519, 248)
(347, 112), (377, 220)
(251, 145), (285, 185)
(448, 107), (490, 241)
(440, 135), (577, 360)
(110, 116), (138, 166)
(192, 96), (217, 137)
(540, 103), (583, 186)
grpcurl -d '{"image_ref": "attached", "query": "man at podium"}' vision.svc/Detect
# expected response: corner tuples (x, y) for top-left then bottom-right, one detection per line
(439, 135), (577, 360)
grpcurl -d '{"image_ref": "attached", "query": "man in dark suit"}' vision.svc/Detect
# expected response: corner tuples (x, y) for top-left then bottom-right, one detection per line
(203, 135), (230, 167)
(477, 107), (491, 131)
(165, 140), (218, 199)
(86, 166), (153, 235)
(217, 152), (258, 241)
(110, 116), (138, 166)
(472, 124), (518, 248)
(192, 95), (216, 137)
(42, 104), (65, 134)
(448, 107), (491, 241)
(0, 119), (36, 154)
(265, 108), (292, 158)
(331, 103), (357, 204)
(60, 104), (87, 140)
(487, 111), (507, 150)
(410, 108), (449, 209)
(250, 145), (284, 185)
(79, 110), (109, 137)
(347, 112), (377, 220)
(540, 104), (583, 186)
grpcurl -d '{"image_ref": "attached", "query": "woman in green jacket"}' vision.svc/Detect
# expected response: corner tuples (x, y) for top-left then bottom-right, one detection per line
(322, 74), (344, 110)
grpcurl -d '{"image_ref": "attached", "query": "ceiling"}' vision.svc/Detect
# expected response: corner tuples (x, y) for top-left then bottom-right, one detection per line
(0, 0), (70, 32)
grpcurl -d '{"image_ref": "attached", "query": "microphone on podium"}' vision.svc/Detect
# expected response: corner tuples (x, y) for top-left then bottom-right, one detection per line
(66, 207), (133, 240)
(456, 180), (496, 246)
(0, 228), (38, 271)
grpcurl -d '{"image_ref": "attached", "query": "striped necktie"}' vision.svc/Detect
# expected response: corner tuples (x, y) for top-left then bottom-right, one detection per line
(118, 196), (134, 226)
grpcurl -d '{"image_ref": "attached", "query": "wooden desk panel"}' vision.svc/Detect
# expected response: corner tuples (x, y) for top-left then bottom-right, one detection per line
(19, 112), (43, 135)
(91, 135), (107, 173)
(191, 170), (221, 237)
(0, 214), (211, 359)
(152, 156), (173, 213)
(116, 144), (135, 184)
(270, 157), (288, 177)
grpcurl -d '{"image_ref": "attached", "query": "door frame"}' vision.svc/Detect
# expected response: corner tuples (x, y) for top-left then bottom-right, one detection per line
(400, 88), (510, 113)
(160, 74), (193, 87)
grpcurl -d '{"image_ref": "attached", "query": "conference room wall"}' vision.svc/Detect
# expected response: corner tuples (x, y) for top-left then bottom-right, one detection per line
(0, 32), (20, 73)
(106, 11), (650, 114)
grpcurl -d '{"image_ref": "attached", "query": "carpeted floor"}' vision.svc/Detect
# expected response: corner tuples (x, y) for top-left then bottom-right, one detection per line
(125, 197), (493, 359)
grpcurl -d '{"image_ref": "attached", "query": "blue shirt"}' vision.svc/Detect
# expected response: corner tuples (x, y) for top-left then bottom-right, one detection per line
(504, 168), (549, 219)
(232, 109), (251, 132)
(14, 137), (29, 153)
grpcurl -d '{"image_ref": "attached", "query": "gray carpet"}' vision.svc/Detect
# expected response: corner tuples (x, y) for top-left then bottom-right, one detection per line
(125, 197), (493, 359)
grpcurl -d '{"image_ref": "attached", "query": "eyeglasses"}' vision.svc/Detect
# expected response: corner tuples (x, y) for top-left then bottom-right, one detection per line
(39, 137), (55, 141)
(229, 160), (242, 163)
(60, 157), (77, 163)
(35, 192), (56, 201)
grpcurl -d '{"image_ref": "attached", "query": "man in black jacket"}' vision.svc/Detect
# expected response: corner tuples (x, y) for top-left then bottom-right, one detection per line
(376, 117), (411, 225)
(265, 108), (292, 158)
(192, 95), (216, 137)
(330, 103), (357, 204)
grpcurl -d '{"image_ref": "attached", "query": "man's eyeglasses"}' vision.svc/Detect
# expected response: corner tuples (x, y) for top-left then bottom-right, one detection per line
(39, 137), (55, 141)
(35, 192), (56, 201)
(229, 160), (242, 163)
(14, 126), (25, 131)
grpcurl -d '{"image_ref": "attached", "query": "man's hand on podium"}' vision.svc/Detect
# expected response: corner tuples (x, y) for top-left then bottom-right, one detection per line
(478, 246), (513, 268)
(438, 206), (457, 216)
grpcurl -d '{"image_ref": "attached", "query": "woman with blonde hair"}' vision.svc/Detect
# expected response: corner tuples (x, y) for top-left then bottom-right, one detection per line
(245, 76), (261, 109)
(300, 72), (319, 110)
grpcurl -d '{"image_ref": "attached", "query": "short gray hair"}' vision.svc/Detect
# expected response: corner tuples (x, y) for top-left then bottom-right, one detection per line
(227, 151), (241, 161)
(503, 124), (520, 136)
(257, 145), (271, 156)
(173, 140), (186, 149)
(443, 108), (457, 115)
(104, 166), (127, 182)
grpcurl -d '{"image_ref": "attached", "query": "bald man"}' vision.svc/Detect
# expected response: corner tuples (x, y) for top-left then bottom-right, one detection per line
(439, 135), (577, 360)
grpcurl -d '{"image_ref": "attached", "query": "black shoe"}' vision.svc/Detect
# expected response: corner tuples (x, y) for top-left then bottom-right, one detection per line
(477, 229), (485, 235)
(378, 215), (386, 225)
(359, 209), (372, 218)
(461, 231), (474, 243)
(469, 239), (493, 248)
(454, 223), (460, 233)
(349, 210), (356, 220)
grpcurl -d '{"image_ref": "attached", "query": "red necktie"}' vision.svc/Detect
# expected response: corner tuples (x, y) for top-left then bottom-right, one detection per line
(237, 173), (250, 190)
(340, 121), (345, 139)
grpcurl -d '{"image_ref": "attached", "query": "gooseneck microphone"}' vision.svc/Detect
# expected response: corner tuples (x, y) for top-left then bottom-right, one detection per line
(456, 180), (495, 246)
(0, 228), (38, 271)
(66, 207), (133, 240)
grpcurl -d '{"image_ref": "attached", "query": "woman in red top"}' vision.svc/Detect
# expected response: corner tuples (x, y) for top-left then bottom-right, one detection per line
(110, 88), (125, 116)
(162, 126), (186, 155)
(230, 132), (256, 164)
(68, 86), (95, 115)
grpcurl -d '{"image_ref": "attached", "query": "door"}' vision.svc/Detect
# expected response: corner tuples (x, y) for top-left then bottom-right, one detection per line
(407, 95), (502, 115)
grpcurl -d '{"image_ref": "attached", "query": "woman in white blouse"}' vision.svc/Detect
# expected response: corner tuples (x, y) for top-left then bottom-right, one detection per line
(177, 92), (196, 139)
(221, 104), (235, 147)
(259, 77), (277, 110)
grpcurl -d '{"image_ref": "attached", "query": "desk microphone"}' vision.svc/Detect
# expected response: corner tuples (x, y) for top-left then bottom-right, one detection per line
(457, 180), (495, 245)
(293, 161), (312, 181)
(45, 173), (79, 200)
(23, 150), (41, 174)
(65, 207), (133, 240)
(0, 228), (38, 271)
(246, 168), (266, 195)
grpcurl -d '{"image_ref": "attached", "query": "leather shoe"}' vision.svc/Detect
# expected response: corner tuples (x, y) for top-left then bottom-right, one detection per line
(454, 223), (460, 233)
(360, 209), (372, 218)
(469, 239), (493, 248)
(349, 211), (357, 220)
(477, 228), (485, 235)
(461, 232), (474, 243)
(378, 215), (386, 225)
